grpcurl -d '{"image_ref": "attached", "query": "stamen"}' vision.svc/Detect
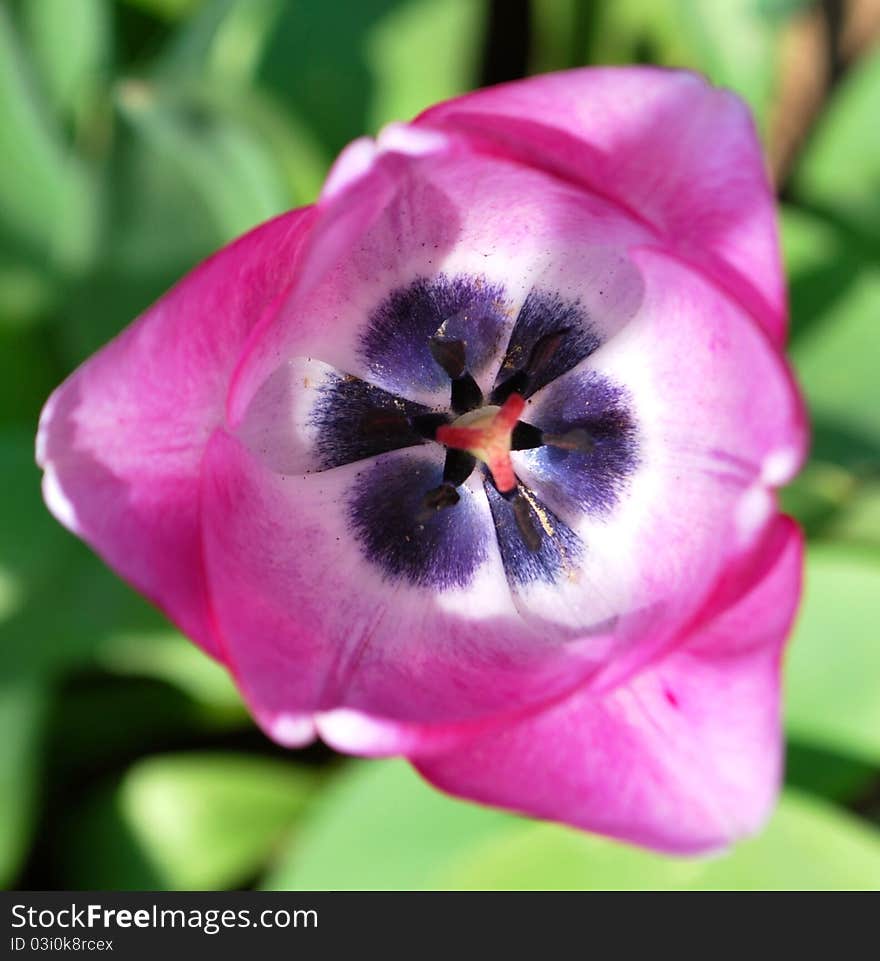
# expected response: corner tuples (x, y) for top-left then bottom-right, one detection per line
(451, 374), (483, 414)
(511, 492), (542, 552)
(417, 451), (475, 520)
(360, 409), (411, 436)
(490, 370), (528, 405)
(510, 422), (595, 452)
(492, 328), (570, 404)
(429, 333), (484, 413)
(510, 421), (543, 450)
(411, 411), (450, 440)
(422, 483), (460, 512)
(436, 394), (525, 494)
(524, 329), (567, 377)
(443, 449), (477, 487)
(542, 427), (594, 453)
(429, 337), (467, 380)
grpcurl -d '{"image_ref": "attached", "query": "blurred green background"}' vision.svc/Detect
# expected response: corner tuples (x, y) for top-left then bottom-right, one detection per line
(1, 0), (879, 891)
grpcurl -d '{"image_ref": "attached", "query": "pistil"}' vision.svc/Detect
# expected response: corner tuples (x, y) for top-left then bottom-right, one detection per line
(436, 394), (526, 494)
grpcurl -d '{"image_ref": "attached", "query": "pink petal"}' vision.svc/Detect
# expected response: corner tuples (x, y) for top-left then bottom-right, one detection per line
(226, 145), (652, 425)
(199, 428), (614, 745)
(415, 516), (804, 854)
(415, 67), (786, 343)
(207, 147), (803, 751)
(509, 247), (806, 691)
(36, 208), (315, 657)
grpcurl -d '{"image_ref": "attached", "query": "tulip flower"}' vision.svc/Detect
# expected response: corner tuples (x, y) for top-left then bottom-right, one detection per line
(37, 68), (807, 853)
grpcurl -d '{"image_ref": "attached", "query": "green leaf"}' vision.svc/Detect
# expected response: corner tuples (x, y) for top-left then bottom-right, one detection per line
(785, 545), (880, 764)
(0, 679), (48, 888)
(782, 208), (880, 454)
(792, 49), (880, 245)
(0, 429), (64, 620)
(784, 739), (878, 804)
(56, 73), (323, 368)
(156, 0), (238, 74)
(0, 5), (69, 255)
(0, 439), (214, 692)
(264, 759), (515, 890)
(777, 461), (857, 536)
(364, 0), (487, 131)
(258, 0), (485, 156)
(781, 205), (863, 344)
(0, 322), (59, 424)
(188, 84), (328, 207)
(269, 759), (880, 890)
(676, 0), (780, 128)
(49, 679), (231, 780)
(258, 1), (385, 155)
(152, 1), (327, 196)
(0, 5), (101, 278)
(116, 80), (290, 242)
(438, 791), (880, 890)
(155, 0), (288, 88)
(0, 257), (60, 330)
(63, 753), (317, 889)
(54, 124), (223, 366)
(22, 0), (111, 127)
(777, 460), (880, 546)
(120, 0), (206, 21)
(590, 0), (782, 132)
(440, 824), (692, 890)
(822, 482), (880, 549)
(778, 459), (880, 547)
(529, 0), (599, 74)
(3, 433), (232, 712)
(96, 630), (246, 719)
(0, 534), (175, 682)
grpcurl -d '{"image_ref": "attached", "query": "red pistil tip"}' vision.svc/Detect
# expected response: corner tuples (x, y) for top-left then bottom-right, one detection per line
(495, 393), (526, 430)
(436, 394), (525, 494)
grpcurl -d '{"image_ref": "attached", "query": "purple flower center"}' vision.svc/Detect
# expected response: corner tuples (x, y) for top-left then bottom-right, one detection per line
(308, 274), (639, 589)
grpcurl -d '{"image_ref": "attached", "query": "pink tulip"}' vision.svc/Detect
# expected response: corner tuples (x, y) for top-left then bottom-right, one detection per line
(37, 68), (807, 853)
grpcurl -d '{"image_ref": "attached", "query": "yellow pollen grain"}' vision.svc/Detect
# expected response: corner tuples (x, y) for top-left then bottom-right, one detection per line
(503, 344), (524, 369)
(519, 487), (555, 537)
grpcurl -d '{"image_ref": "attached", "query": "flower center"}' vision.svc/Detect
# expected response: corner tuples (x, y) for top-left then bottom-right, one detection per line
(436, 394), (525, 494)
(416, 325), (602, 554)
(309, 273), (643, 587)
